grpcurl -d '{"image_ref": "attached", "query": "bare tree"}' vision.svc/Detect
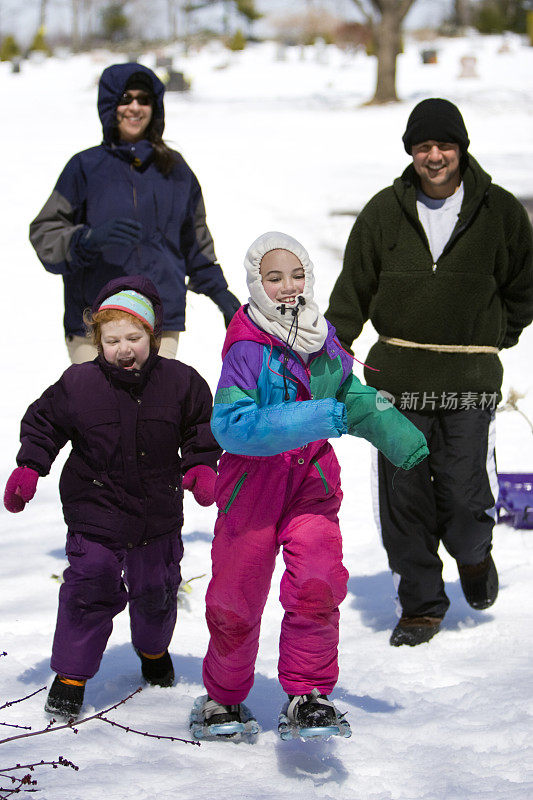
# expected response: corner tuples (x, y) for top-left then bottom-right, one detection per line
(39, 0), (49, 30)
(351, 0), (418, 104)
(167, 0), (180, 39)
(453, 0), (472, 27)
(70, 0), (102, 47)
(71, 0), (81, 50)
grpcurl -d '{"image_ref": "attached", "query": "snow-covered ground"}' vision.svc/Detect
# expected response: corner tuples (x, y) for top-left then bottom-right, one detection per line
(1, 33), (533, 800)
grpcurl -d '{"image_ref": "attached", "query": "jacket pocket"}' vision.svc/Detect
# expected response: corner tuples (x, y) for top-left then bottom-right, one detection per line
(222, 472), (248, 514)
(311, 459), (329, 495)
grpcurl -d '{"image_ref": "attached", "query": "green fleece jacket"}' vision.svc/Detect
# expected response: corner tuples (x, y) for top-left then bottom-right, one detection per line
(326, 156), (533, 407)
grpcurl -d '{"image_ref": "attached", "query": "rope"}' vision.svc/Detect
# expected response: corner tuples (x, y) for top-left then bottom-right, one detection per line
(497, 388), (533, 434)
(379, 335), (499, 354)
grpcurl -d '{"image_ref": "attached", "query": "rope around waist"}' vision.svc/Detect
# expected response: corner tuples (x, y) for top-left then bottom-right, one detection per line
(378, 335), (499, 354)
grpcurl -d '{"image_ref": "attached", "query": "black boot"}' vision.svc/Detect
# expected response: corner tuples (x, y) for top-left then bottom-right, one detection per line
(202, 696), (242, 726)
(390, 615), (442, 647)
(136, 648), (174, 687)
(44, 675), (85, 719)
(287, 688), (337, 728)
(458, 554), (498, 610)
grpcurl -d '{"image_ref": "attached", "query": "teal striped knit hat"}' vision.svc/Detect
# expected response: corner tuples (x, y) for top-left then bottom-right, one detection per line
(98, 289), (155, 331)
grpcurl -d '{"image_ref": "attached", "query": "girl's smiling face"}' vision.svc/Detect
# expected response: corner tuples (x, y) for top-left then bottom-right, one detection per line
(100, 317), (151, 370)
(259, 249), (305, 306)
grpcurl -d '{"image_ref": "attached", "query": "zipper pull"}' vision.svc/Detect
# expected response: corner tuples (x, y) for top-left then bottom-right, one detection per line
(432, 263), (437, 273)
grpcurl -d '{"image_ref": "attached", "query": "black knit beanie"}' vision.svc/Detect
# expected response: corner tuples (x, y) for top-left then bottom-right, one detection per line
(402, 98), (470, 155)
(124, 70), (154, 97)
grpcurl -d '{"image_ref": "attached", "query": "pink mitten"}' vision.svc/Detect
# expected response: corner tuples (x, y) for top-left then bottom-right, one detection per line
(182, 466), (217, 507)
(4, 467), (39, 513)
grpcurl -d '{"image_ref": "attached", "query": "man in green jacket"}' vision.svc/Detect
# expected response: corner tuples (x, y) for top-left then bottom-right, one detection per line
(326, 98), (533, 647)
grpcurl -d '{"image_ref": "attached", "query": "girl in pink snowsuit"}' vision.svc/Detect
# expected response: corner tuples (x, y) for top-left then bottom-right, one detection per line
(198, 232), (428, 735)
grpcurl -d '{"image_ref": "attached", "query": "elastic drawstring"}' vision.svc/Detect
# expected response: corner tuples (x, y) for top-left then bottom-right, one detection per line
(282, 311), (300, 400)
(333, 336), (380, 373)
(274, 299), (305, 402)
(266, 339), (298, 388)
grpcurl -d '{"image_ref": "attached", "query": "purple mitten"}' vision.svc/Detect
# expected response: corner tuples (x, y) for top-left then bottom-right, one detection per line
(4, 467), (39, 513)
(182, 466), (217, 507)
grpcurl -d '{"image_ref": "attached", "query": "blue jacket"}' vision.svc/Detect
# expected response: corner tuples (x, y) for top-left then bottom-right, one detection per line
(211, 307), (429, 468)
(29, 63), (232, 336)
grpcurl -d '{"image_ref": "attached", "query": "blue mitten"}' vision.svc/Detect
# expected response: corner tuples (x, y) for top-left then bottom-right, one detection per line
(212, 289), (241, 328)
(81, 218), (142, 251)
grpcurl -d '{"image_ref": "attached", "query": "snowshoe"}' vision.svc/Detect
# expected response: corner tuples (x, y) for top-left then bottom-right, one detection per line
(189, 694), (259, 741)
(135, 647), (175, 687)
(44, 675), (85, 720)
(278, 688), (351, 741)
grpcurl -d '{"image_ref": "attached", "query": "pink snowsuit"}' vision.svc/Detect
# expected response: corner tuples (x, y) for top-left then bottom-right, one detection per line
(203, 307), (428, 703)
(203, 441), (347, 703)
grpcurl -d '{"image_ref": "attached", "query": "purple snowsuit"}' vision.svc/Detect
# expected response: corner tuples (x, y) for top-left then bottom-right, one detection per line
(203, 308), (428, 703)
(16, 276), (221, 680)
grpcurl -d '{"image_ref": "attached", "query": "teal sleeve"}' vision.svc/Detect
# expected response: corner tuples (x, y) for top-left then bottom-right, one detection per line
(337, 372), (429, 469)
(211, 386), (347, 457)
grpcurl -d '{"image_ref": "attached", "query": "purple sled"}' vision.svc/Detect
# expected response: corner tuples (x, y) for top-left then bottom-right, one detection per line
(496, 473), (533, 529)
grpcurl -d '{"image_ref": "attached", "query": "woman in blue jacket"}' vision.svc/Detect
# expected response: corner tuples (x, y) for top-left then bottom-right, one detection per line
(30, 62), (239, 362)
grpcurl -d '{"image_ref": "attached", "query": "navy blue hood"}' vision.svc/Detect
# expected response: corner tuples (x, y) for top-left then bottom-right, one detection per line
(93, 275), (164, 338)
(97, 63), (166, 144)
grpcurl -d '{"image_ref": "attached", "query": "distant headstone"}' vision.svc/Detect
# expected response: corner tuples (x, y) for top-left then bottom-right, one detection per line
(127, 52), (140, 63)
(165, 70), (190, 92)
(28, 50), (47, 63)
(314, 38), (328, 64)
(11, 58), (21, 74)
(156, 55), (173, 69)
(458, 55), (478, 78)
(275, 42), (287, 62)
(421, 49), (437, 64)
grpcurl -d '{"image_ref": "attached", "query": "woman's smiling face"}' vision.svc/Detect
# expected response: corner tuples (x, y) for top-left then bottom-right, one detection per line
(116, 89), (153, 142)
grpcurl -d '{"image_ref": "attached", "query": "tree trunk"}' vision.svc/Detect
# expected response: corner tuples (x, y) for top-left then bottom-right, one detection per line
(222, 0), (231, 35)
(72, 0), (81, 51)
(168, 0), (178, 40)
(371, 10), (398, 102)
(39, 0), (48, 29)
(367, 0), (415, 105)
(454, 0), (471, 27)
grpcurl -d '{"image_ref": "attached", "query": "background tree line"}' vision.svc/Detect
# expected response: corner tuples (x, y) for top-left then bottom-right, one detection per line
(1, 0), (532, 106)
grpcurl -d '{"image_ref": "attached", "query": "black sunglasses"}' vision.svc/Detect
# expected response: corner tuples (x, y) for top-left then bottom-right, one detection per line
(118, 91), (152, 106)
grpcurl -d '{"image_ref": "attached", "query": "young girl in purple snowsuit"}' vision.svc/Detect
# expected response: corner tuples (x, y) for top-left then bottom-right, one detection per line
(3, 275), (221, 719)
(193, 232), (429, 739)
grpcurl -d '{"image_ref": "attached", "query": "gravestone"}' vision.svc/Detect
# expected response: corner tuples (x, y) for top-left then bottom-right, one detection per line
(166, 70), (190, 92)
(458, 55), (478, 78)
(275, 42), (287, 62)
(421, 49), (437, 64)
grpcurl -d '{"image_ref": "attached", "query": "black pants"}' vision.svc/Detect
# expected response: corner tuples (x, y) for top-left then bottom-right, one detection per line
(375, 408), (497, 618)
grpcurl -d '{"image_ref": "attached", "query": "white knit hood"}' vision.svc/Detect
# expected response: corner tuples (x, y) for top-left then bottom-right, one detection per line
(244, 231), (328, 355)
